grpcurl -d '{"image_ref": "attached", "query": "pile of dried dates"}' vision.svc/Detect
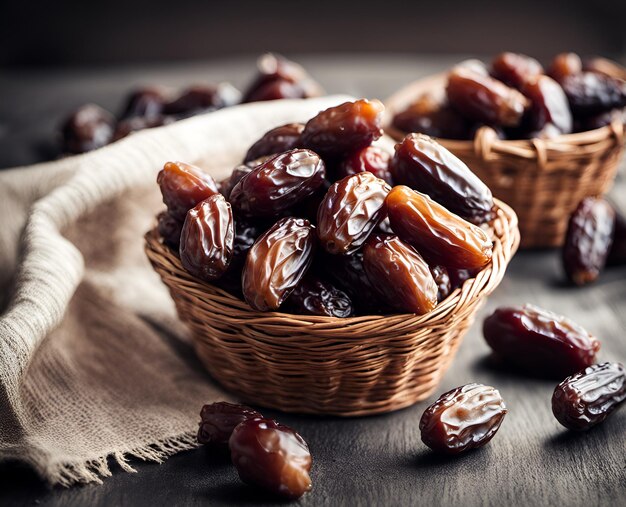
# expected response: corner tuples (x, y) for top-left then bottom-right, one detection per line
(157, 99), (497, 316)
(392, 52), (626, 140)
(60, 53), (321, 155)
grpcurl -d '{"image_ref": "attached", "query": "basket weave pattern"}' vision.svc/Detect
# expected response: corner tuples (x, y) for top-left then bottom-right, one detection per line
(385, 74), (626, 248)
(145, 199), (519, 416)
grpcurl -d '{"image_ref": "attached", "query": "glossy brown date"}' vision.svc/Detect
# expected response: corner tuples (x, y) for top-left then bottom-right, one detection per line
(386, 186), (493, 270)
(389, 134), (494, 224)
(548, 52), (583, 82)
(242, 217), (315, 311)
(229, 418), (312, 499)
(430, 265), (452, 302)
(552, 362), (626, 431)
(157, 211), (183, 250)
(284, 275), (354, 318)
(180, 194), (234, 282)
(220, 156), (270, 200)
(336, 145), (393, 185)
(163, 83), (240, 116)
(300, 99), (384, 159)
(483, 304), (601, 378)
(230, 149), (326, 218)
(363, 235), (438, 315)
(562, 197), (615, 286)
(560, 72), (626, 116)
(157, 161), (220, 221)
(446, 68), (529, 127)
(522, 75), (572, 135)
(491, 52), (544, 89)
(244, 123), (305, 163)
(61, 104), (115, 154)
(197, 402), (262, 447)
(119, 86), (166, 119)
(317, 172), (390, 255)
(419, 383), (507, 454)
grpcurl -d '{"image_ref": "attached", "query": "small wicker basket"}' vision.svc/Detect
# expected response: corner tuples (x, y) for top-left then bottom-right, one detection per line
(385, 73), (626, 248)
(145, 199), (519, 417)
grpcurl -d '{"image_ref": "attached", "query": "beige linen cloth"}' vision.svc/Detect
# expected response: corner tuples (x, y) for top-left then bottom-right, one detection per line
(0, 95), (351, 486)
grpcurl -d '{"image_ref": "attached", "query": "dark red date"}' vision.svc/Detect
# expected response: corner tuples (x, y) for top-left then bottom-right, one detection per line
(244, 123), (305, 163)
(491, 52), (544, 89)
(229, 418), (312, 499)
(60, 104), (115, 154)
(157, 211), (183, 250)
(560, 72), (626, 116)
(483, 304), (601, 378)
(220, 157), (270, 201)
(284, 275), (354, 318)
(336, 145), (393, 184)
(522, 75), (572, 135)
(163, 83), (240, 116)
(119, 86), (166, 119)
(430, 265), (452, 302)
(420, 383), (507, 454)
(197, 402), (261, 446)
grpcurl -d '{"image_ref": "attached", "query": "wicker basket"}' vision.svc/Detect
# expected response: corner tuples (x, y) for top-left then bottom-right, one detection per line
(145, 199), (519, 417)
(385, 73), (626, 248)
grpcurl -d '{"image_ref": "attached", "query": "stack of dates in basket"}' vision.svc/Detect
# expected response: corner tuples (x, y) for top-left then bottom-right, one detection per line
(392, 52), (626, 140)
(156, 99), (497, 317)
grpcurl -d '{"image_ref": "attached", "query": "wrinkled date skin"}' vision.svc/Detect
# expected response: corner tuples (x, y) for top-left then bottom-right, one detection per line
(560, 72), (626, 117)
(363, 235), (438, 315)
(552, 362), (626, 431)
(607, 212), (626, 266)
(522, 76), (573, 135)
(229, 418), (312, 499)
(317, 172), (391, 255)
(230, 149), (326, 218)
(163, 83), (240, 117)
(300, 99), (384, 159)
(284, 276), (354, 318)
(430, 265), (452, 302)
(244, 123), (305, 163)
(483, 304), (601, 378)
(446, 68), (529, 127)
(420, 383), (507, 454)
(548, 52), (583, 82)
(61, 104), (115, 154)
(386, 186), (493, 270)
(119, 87), (166, 119)
(157, 161), (220, 221)
(180, 194), (234, 282)
(391, 93), (472, 140)
(220, 156), (271, 200)
(563, 197), (615, 286)
(197, 402), (262, 446)
(491, 52), (544, 89)
(157, 211), (184, 250)
(242, 217), (315, 311)
(336, 145), (393, 185)
(389, 134), (494, 224)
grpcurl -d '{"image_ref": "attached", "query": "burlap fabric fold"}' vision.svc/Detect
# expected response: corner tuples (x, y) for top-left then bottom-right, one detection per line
(0, 95), (351, 486)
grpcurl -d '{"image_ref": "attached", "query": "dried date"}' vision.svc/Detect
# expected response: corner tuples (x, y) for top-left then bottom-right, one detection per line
(119, 86), (166, 119)
(197, 402), (261, 446)
(522, 75), (572, 135)
(60, 104), (115, 154)
(363, 234), (438, 315)
(336, 145), (393, 185)
(562, 197), (615, 285)
(419, 383), (507, 454)
(229, 418), (312, 499)
(157, 211), (183, 250)
(317, 172), (390, 255)
(552, 362), (626, 431)
(163, 83), (240, 116)
(560, 72), (626, 116)
(548, 52), (583, 82)
(244, 123), (305, 163)
(242, 217), (315, 311)
(230, 149), (326, 218)
(491, 52), (544, 89)
(430, 265), (452, 302)
(389, 134), (494, 224)
(483, 304), (601, 378)
(284, 275), (354, 318)
(386, 185), (493, 270)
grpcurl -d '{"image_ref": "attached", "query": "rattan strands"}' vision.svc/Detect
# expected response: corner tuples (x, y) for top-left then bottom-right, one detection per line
(145, 199), (519, 416)
(385, 73), (626, 248)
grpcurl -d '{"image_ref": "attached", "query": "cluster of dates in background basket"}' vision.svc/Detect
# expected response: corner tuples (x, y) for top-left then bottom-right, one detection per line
(156, 98), (498, 317)
(392, 52), (626, 140)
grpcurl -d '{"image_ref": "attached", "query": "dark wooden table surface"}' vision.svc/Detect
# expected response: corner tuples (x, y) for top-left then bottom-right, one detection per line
(1, 56), (625, 507)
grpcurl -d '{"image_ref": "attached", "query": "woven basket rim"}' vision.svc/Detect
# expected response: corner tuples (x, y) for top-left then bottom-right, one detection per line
(145, 198), (520, 332)
(384, 71), (626, 161)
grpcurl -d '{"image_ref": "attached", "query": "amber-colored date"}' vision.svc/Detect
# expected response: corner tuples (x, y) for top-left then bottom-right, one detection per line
(284, 276), (354, 318)
(197, 402), (262, 447)
(562, 197), (615, 286)
(419, 383), (507, 454)
(244, 123), (305, 163)
(300, 99), (384, 159)
(491, 52), (544, 89)
(336, 145), (393, 185)
(483, 304), (600, 378)
(430, 265), (451, 302)
(446, 68), (529, 127)
(317, 172), (390, 255)
(389, 134), (494, 224)
(552, 362), (626, 431)
(386, 186), (493, 270)
(230, 149), (326, 218)
(61, 104), (115, 154)
(157, 211), (183, 250)
(229, 418), (312, 499)
(548, 52), (583, 82)
(522, 75), (572, 136)
(242, 217), (315, 311)
(363, 235), (438, 315)
(157, 161), (219, 221)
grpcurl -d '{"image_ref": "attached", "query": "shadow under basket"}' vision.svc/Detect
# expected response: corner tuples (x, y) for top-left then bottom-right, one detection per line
(145, 199), (519, 417)
(385, 73), (626, 249)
